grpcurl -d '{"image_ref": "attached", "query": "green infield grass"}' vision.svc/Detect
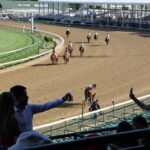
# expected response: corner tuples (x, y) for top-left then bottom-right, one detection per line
(0, 29), (41, 53)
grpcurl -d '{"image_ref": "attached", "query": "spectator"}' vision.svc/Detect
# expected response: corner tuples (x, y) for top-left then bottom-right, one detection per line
(83, 133), (107, 150)
(10, 85), (73, 132)
(89, 99), (100, 120)
(132, 115), (149, 145)
(0, 92), (20, 148)
(89, 99), (100, 112)
(108, 121), (137, 149)
(8, 131), (52, 150)
(129, 88), (150, 110)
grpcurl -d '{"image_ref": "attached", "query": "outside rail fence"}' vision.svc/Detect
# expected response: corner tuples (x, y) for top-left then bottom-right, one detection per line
(37, 19), (150, 32)
(34, 94), (150, 136)
(0, 24), (64, 69)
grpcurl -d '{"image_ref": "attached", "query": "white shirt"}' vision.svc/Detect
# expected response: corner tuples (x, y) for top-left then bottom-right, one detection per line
(87, 32), (91, 37)
(68, 42), (73, 48)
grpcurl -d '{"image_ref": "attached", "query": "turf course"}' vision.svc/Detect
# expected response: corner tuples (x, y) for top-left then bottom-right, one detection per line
(0, 29), (41, 53)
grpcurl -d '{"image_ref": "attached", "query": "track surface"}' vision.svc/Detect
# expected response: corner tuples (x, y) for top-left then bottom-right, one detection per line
(0, 21), (150, 126)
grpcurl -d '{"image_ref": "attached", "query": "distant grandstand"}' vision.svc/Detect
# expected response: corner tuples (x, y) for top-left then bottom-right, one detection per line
(0, 0), (150, 29)
(37, 0), (150, 29)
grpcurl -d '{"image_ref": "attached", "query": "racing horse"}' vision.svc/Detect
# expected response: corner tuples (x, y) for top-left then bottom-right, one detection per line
(63, 50), (70, 64)
(94, 33), (98, 42)
(50, 50), (58, 65)
(79, 45), (84, 57)
(105, 37), (110, 45)
(67, 42), (73, 56)
(68, 47), (73, 56)
(66, 29), (70, 38)
(87, 34), (91, 43)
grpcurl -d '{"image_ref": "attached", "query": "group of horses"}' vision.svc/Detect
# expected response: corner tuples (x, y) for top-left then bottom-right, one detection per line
(50, 29), (110, 65)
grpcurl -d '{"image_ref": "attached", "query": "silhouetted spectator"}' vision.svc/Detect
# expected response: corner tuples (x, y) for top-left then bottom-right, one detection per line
(8, 131), (52, 150)
(83, 133), (107, 150)
(89, 99), (100, 112)
(10, 85), (73, 132)
(132, 115), (150, 145)
(0, 92), (20, 149)
(108, 121), (137, 149)
(129, 88), (150, 110)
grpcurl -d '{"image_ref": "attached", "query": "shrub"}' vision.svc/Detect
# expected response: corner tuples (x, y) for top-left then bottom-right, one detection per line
(44, 35), (53, 42)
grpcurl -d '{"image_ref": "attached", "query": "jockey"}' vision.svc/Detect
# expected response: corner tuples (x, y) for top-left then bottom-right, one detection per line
(51, 49), (58, 59)
(87, 31), (91, 38)
(106, 33), (110, 40)
(94, 32), (98, 37)
(64, 47), (70, 56)
(67, 28), (70, 32)
(68, 41), (73, 49)
(80, 42), (85, 49)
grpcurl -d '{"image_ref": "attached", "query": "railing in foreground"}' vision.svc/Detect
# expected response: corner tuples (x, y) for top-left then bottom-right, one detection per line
(27, 128), (150, 150)
(34, 94), (150, 136)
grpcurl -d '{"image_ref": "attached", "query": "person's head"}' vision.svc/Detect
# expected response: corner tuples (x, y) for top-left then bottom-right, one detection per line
(8, 131), (52, 150)
(93, 84), (96, 88)
(52, 49), (55, 53)
(0, 92), (15, 117)
(117, 121), (133, 133)
(95, 99), (98, 103)
(0, 92), (21, 145)
(132, 115), (148, 129)
(88, 84), (92, 89)
(10, 85), (28, 108)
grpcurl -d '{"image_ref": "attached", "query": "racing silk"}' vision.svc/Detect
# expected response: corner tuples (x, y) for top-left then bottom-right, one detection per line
(51, 53), (58, 59)
(87, 32), (91, 38)
(68, 42), (73, 48)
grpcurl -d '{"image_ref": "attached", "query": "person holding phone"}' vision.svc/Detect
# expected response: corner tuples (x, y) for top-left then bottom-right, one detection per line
(129, 88), (150, 110)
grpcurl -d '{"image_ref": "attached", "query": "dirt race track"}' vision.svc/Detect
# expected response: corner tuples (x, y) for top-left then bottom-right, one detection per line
(0, 21), (150, 127)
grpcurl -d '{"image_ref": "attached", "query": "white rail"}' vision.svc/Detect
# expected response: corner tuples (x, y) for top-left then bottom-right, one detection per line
(0, 24), (64, 68)
(34, 94), (150, 130)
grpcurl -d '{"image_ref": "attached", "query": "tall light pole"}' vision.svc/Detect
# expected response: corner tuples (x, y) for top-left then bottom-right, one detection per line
(31, 13), (34, 33)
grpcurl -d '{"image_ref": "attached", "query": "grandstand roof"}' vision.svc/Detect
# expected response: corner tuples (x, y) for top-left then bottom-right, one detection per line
(39, 0), (150, 4)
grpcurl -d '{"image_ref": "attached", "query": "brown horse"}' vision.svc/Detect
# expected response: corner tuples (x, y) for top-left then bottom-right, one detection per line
(79, 46), (84, 57)
(105, 37), (110, 45)
(68, 47), (73, 56)
(63, 52), (70, 64)
(51, 53), (58, 65)
(66, 30), (70, 38)
(94, 34), (98, 42)
(87, 35), (91, 43)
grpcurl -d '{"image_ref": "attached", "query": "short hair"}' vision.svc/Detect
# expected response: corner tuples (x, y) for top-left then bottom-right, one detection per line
(10, 85), (26, 98)
(117, 121), (133, 133)
(132, 115), (148, 129)
(93, 84), (96, 88)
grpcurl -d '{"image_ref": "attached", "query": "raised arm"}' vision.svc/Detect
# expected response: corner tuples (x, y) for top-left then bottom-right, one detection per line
(31, 93), (73, 114)
(129, 88), (150, 110)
